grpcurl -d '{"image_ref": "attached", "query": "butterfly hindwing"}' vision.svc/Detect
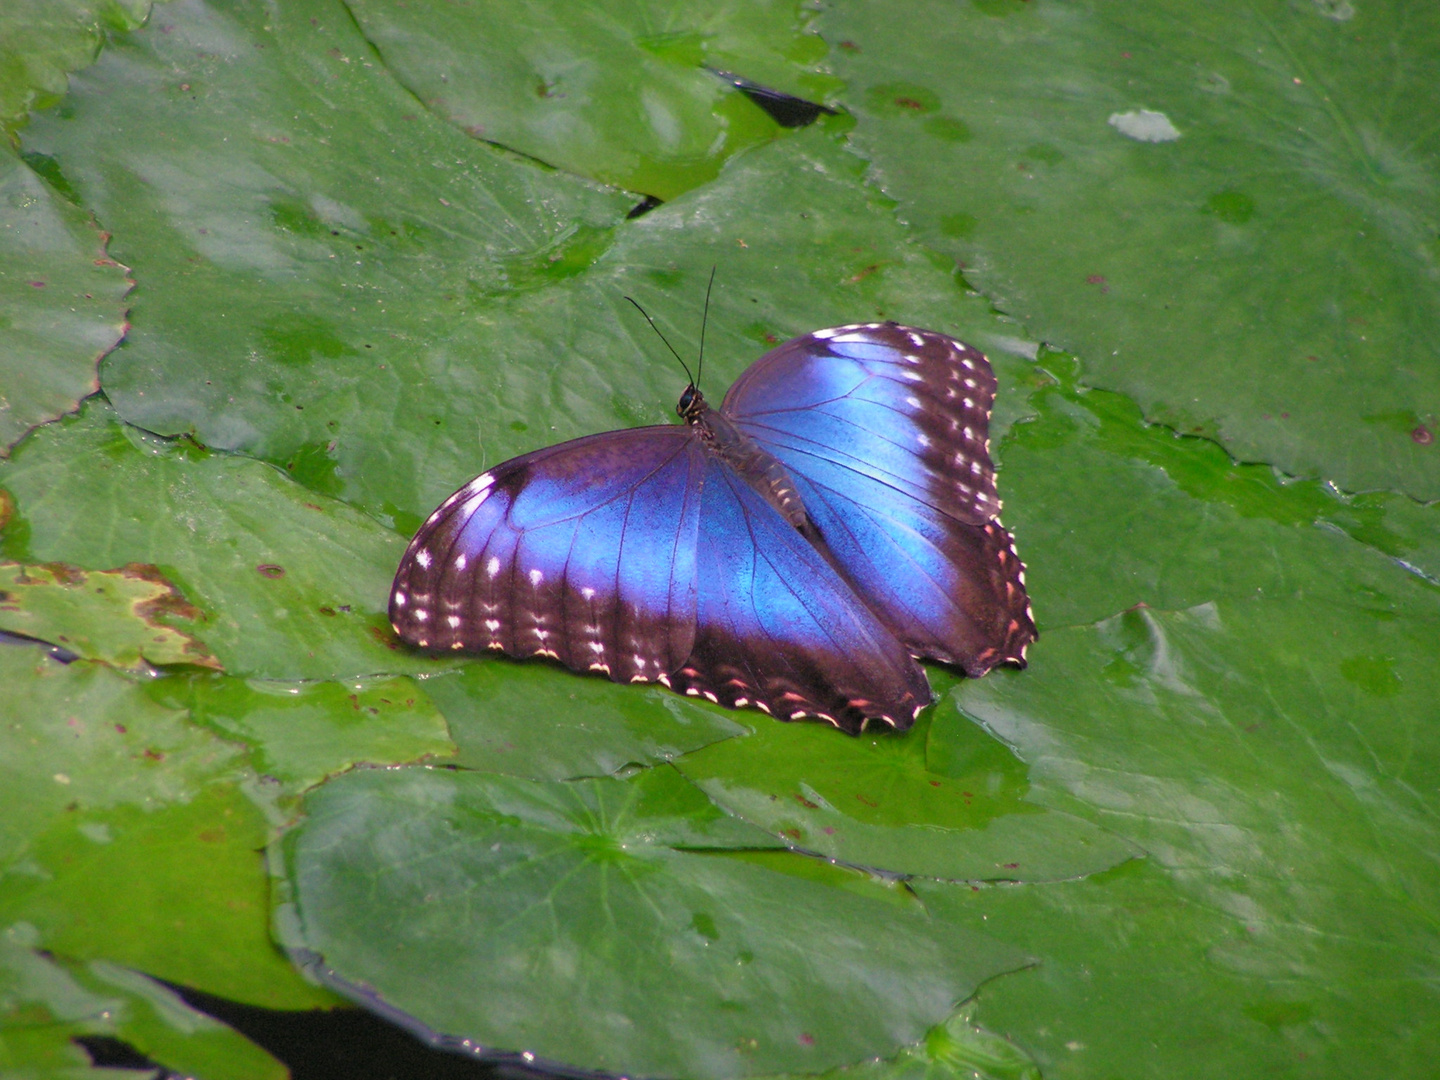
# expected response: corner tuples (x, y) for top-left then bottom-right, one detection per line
(722, 323), (1036, 674)
(672, 454), (932, 733)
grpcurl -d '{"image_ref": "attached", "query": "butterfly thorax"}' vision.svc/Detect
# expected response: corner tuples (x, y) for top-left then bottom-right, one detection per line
(684, 387), (815, 535)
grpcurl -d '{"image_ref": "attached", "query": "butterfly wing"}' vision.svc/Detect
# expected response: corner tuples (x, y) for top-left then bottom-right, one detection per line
(721, 322), (1036, 675)
(390, 427), (702, 683)
(390, 425), (930, 731)
(674, 452), (931, 733)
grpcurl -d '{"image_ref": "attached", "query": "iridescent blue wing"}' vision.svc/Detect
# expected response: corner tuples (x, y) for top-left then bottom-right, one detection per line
(390, 427), (930, 732)
(721, 322), (1036, 676)
(390, 428), (702, 684)
(675, 452), (931, 732)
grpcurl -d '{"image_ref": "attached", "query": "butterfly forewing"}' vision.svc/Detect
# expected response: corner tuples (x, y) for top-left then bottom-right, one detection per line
(722, 323), (1036, 674)
(390, 428), (702, 682)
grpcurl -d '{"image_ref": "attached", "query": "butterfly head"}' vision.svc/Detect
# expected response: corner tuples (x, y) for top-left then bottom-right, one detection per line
(677, 383), (708, 422)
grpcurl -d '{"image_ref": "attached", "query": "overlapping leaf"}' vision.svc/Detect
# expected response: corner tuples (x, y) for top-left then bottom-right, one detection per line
(676, 692), (1137, 882)
(346, 0), (838, 199)
(0, 401), (445, 680)
(0, 560), (218, 668)
(0, 150), (129, 454)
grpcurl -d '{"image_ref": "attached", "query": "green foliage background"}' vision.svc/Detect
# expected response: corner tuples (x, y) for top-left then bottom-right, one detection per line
(1, 0), (1436, 1077)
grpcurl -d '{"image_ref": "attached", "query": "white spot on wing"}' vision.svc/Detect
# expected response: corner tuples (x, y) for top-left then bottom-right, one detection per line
(446, 615), (460, 628)
(907, 330), (925, 347)
(393, 592), (406, 607)
(486, 557), (500, 578)
(415, 549), (431, 570)
(454, 553), (467, 570)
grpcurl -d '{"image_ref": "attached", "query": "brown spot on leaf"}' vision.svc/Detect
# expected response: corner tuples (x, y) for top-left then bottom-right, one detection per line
(1412, 425), (1434, 446)
(257, 564), (285, 578)
(41, 562), (85, 586)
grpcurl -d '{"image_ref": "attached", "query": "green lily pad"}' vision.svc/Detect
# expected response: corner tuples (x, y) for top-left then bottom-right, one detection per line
(999, 351), (1440, 631)
(276, 763), (1031, 1078)
(676, 690), (1137, 882)
(421, 659), (748, 780)
(0, 930), (288, 1080)
(0, 401), (452, 681)
(157, 673), (456, 795)
(345, 0), (834, 199)
(0, 560), (219, 669)
(939, 597), (1440, 1075)
(826, 0), (1440, 498)
(0, 646), (331, 1011)
(0, 150), (130, 455)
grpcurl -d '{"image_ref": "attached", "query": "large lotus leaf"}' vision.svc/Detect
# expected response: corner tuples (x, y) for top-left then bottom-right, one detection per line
(675, 683), (1137, 882)
(0, 400), (458, 681)
(0, 0), (151, 135)
(939, 598), (1440, 1076)
(153, 672), (457, 795)
(0, 560), (218, 669)
(20, 0), (1038, 529)
(421, 661), (748, 781)
(345, 0), (830, 200)
(276, 763), (1031, 1079)
(0, 930), (287, 1080)
(0, 646), (331, 1012)
(825, 0), (1440, 499)
(0, 149), (129, 455)
(998, 351), (1440, 630)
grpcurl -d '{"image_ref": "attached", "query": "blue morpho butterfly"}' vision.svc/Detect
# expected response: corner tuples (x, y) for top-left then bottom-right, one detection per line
(390, 308), (1035, 735)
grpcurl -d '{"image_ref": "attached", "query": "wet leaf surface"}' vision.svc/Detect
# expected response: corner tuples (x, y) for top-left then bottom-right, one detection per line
(0, 647), (330, 1011)
(940, 596), (1440, 1077)
(676, 691), (1138, 883)
(0, 150), (129, 454)
(278, 764), (1031, 1079)
(422, 659), (749, 781)
(826, 0), (1440, 498)
(345, 0), (837, 199)
(156, 672), (457, 795)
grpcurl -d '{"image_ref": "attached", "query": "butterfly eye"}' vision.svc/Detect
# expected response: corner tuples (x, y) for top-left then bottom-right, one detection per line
(677, 385), (698, 418)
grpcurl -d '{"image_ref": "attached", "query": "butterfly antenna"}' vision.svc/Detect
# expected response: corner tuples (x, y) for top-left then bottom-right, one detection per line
(696, 266), (716, 389)
(624, 296), (695, 386)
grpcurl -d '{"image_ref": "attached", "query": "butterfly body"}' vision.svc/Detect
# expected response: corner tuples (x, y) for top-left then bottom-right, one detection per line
(390, 322), (1035, 734)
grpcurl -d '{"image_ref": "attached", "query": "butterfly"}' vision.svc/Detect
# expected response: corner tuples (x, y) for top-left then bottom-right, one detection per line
(390, 321), (1035, 734)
